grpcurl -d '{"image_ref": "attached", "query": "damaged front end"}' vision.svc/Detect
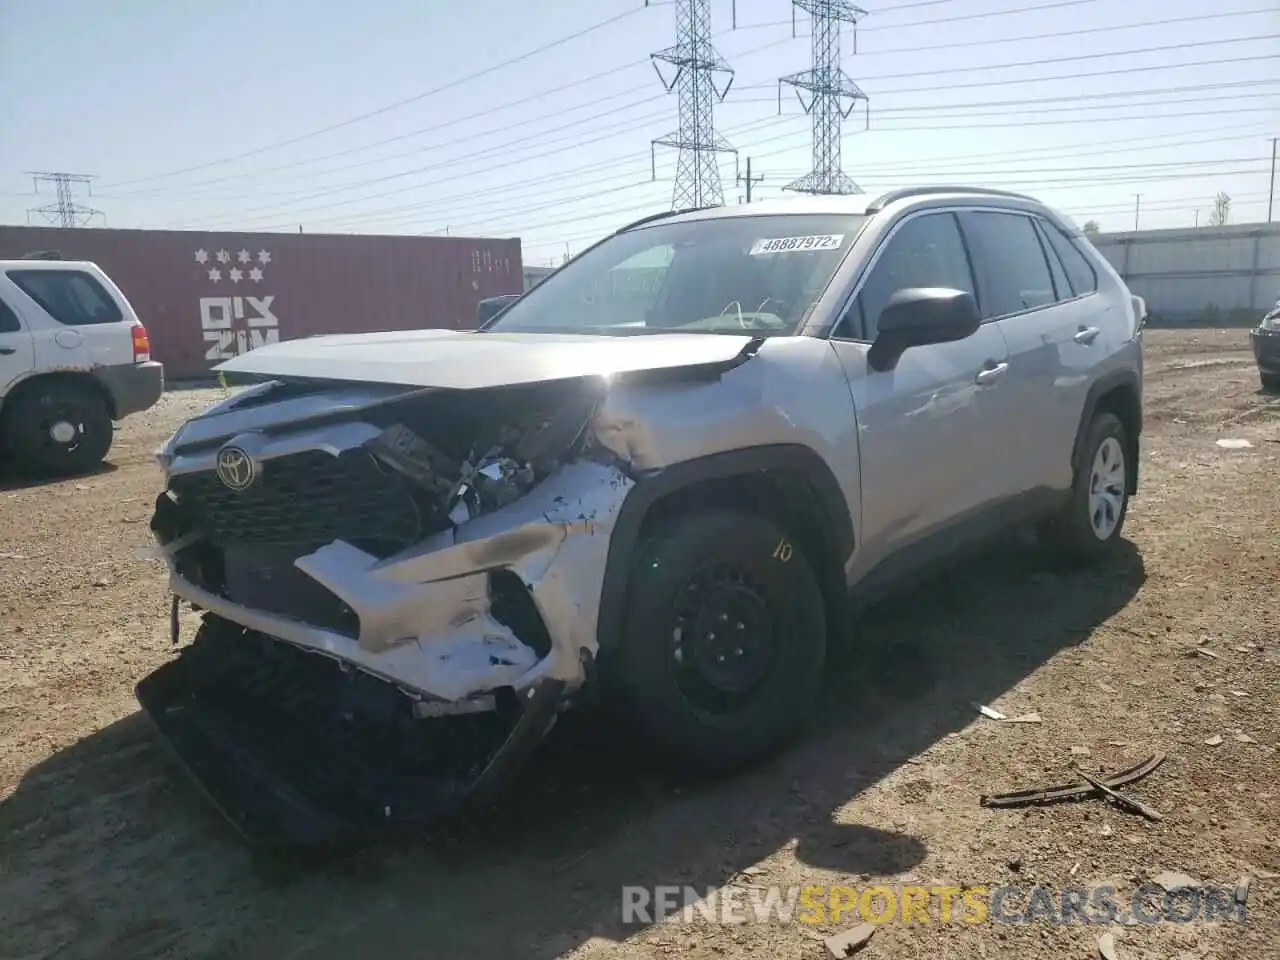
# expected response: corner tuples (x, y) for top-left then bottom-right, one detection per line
(137, 376), (634, 843)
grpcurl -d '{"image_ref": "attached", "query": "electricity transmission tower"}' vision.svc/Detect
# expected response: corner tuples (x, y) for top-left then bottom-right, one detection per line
(25, 171), (104, 227)
(648, 0), (737, 210)
(778, 1), (870, 195)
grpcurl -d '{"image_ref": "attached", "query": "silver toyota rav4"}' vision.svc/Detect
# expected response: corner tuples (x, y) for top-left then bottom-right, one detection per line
(140, 187), (1145, 843)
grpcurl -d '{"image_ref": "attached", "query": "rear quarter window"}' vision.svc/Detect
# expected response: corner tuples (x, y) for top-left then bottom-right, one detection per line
(7, 269), (124, 326)
(1041, 223), (1098, 296)
(0, 296), (20, 333)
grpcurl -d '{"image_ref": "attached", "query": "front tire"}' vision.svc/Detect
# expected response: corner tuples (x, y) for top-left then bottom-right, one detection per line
(5, 382), (114, 477)
(603, 510), (827, 771)
(1261, 372), (1280, 394)
(1042, 411), (1130, 562)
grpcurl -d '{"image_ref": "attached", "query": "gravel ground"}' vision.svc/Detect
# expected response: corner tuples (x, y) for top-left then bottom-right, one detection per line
(1, 329), (1277, 960)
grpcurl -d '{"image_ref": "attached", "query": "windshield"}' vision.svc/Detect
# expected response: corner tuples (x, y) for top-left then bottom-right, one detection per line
(487, 213), (867, 336)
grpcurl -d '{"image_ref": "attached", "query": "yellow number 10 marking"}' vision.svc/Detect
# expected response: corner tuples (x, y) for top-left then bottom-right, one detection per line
(773, 538), (793, 562)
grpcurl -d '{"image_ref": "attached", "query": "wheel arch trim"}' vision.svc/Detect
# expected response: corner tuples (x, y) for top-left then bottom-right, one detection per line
(1073, 368), (1142, 494)
(595, 443), (855, 653)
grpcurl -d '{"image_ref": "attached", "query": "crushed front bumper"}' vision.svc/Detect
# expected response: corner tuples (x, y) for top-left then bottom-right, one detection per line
(137, 622), (564, 844)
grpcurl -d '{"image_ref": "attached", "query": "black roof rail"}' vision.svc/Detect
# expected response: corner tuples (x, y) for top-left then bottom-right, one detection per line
(614, 205), (715, 234)
(865, 186), (1039, 214)
(21, 249), (64, 260)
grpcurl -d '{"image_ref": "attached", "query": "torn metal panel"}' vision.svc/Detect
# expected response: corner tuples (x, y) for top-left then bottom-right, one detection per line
(165, 459), (633, 702)
(214, 328), (759, 389)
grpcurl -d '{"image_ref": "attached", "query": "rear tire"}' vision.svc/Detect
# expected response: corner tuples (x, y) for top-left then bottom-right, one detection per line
(5, 382), (113, 477)
(602, 509), (827, 771)
(1041, 412), (1130, 563)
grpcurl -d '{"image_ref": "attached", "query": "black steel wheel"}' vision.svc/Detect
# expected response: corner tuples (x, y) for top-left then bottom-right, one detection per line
(5, 381), (113, 477)
(604, 509), (827, 770)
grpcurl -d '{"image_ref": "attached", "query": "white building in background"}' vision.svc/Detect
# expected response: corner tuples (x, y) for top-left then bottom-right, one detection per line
(1091, 222), (1280, 325)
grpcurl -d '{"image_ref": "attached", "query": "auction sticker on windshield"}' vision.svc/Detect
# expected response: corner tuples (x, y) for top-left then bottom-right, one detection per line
(749, 234), (845, 255)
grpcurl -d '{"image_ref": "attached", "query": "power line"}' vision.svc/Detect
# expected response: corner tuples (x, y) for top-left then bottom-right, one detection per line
(230, 111), (1278, 235)
(446, 158), (1275, 234)
(822, 5), (1276, 61)
(177, 43), (1278, 230)
(459, 165), (1271, 239)
(100, 4), (654, 188)
(526, 187), (1280, 252)
(100, 0), (1227, 194)
(739, 32), (1279, 90)
(309, 124), (1276, 234)
(519, 167), (1274, 250)
(107, 79), (1279, 211)
(217, 99), (1277, 232)
(423, 126), (1280, 226)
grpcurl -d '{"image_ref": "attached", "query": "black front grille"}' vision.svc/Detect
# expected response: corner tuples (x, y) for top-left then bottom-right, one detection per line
(169, 448), (424, 556)
(221, 544), (360, 637)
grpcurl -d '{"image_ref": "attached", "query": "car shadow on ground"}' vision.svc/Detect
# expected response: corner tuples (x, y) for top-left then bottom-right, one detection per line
(0, 460), (118, 492)
(0, 535), (1145, 960)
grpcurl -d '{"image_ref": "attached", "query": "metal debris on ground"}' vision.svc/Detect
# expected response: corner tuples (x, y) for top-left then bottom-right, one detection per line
(975, 703), (1042, 723)
(1075, 768), (1163, 822)
(979, 752), (1166, 809)
(824, 922), (875, 958)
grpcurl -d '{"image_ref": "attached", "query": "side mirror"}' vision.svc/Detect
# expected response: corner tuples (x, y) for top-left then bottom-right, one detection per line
(867, 287), (981, 372)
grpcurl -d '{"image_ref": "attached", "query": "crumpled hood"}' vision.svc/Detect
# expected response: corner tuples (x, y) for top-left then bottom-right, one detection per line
(215, 328), (759, 389)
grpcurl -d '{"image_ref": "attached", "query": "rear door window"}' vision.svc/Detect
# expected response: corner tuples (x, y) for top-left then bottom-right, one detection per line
(959, 212), (1057, 319)
(7, 270), (123, 326)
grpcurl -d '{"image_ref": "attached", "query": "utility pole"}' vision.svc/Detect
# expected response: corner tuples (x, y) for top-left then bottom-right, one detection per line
(1268, 136), (1277, 223)
(1133, 194), (1142, 231)
(737, 157), (764, 203)
(24, 171), (103, 228)
(778, 1), (870, 195)
(648, 0), (737, 210)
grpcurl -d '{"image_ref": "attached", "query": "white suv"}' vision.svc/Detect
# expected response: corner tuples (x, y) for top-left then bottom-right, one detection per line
(0, 256), (164, 476)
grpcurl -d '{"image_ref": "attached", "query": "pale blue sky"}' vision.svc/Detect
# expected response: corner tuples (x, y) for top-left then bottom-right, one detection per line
(2, 0), (1277, 265)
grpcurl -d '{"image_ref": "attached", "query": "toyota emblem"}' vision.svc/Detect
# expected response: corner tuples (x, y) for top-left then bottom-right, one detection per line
(215, 446), (256, 491)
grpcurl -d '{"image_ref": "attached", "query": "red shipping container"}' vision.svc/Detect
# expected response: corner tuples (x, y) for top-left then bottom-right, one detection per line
(0, 226), (523, 380)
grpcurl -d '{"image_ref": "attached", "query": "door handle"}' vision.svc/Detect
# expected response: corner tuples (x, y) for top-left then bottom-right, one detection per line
(1073, 326), (1101, 345)
(0, 347), (16, 356)
(974, 361), (1009, 385)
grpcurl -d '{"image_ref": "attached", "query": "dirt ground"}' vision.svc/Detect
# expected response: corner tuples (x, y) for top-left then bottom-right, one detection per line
(1, 328), (1277, 960)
